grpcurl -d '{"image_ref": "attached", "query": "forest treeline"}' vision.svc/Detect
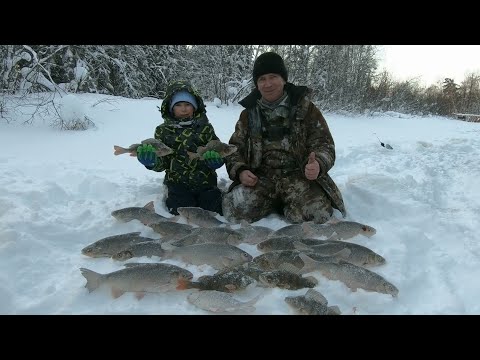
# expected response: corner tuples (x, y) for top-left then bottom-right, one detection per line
(1, 45), (479, 116)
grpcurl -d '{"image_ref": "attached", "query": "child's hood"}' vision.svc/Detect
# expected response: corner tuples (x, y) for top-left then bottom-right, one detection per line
(160, 80), (207, 121)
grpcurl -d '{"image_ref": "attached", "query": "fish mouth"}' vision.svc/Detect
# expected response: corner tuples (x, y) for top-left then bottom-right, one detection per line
(81, 250), (107, 258)
(388, 285), (399, 297)
(361, 226), (377, 237)
(181, 273), (194, 280)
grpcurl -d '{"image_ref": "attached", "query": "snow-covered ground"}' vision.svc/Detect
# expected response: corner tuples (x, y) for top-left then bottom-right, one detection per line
(1, 93), (479, 314)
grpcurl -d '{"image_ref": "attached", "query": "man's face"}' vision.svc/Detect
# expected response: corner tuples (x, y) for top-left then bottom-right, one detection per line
(257, 73), (286, 102)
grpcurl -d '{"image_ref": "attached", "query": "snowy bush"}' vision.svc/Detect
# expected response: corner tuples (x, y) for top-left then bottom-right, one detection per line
(213, 97), (222, 108)
(54, 94), (95, 130)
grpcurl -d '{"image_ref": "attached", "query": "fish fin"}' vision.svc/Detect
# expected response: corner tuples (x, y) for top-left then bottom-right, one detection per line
(224, 284), (237, 292)
(129, 152), (137, 157)
(79, 268), (102, 293)
(203, 209), (220, 217)
(143, 201), (155, 212)
(327, 305), (341, 315)
(155, 148), (173, 157)
(176, 278), (192, 290)
(221, 256), (235, 268)
(227, 144), (238, 155)
(135, 292), (146, 300)
(245, 281), (258, 291)
(292, 241), (312, 252)
(240, 220), (250, 228)
(244, 294), (262, 308)
(278, 262), (301, 275)
(325, 231), (340, 241)
(333, 248), (352, 259)
(301, 222), (315, 236)
(111, 287), (125, 299)
(256, 281), (269, 288)
(226, 234), (241, 246)
(168, 215), (180, 223)
(326, 217), (341, 225)
(305, 289), (328, 305)
(123, 262), (146, 267)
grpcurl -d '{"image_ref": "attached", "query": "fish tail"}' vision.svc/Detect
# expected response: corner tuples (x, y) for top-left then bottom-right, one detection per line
(245, 294), (262, 307)
(186, 151), (198, 161)
(80, 268), (103, 292)
(113, 145), (127, 155)
(297, 253), (320, 274)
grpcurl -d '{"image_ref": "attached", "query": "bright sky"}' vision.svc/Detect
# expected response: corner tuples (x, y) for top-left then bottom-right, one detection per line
(378, 45), (480, 87)
(1, 93), (480, 314)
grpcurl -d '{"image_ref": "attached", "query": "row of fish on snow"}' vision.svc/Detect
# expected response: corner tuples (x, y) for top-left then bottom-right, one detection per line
(80, 201), (398, 314)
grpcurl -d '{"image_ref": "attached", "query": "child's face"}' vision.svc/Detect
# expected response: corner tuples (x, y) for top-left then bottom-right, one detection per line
(172, 102), (195, 119)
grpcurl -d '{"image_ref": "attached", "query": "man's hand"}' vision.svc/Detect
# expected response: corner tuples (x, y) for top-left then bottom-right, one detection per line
(305, 151), (320, 180)
(239, 169), (258, 187)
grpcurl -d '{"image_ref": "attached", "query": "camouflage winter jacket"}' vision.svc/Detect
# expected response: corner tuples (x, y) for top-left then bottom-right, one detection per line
(225, 82), (346, 217)
(148, 80), (220, 190)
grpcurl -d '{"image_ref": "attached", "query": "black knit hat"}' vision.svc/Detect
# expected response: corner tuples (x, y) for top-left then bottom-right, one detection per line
(252, 52), (288, 85)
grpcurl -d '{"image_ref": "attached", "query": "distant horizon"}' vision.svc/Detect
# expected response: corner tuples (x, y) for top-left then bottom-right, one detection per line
(377, 45), (480, 87)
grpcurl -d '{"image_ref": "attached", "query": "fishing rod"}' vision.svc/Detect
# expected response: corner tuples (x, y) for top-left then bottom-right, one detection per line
(373, 133), (393, 150)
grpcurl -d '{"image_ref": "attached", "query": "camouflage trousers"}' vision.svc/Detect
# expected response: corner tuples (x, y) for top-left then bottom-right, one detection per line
(222, 171), (333, 224)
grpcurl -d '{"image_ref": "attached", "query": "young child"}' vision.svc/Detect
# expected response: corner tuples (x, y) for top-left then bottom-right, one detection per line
(136, 80), (224, 215)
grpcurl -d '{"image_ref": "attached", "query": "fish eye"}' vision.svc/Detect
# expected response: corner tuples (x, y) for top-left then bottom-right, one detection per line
(362, 226), (367, 231)
(116, 251), (131, 260)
